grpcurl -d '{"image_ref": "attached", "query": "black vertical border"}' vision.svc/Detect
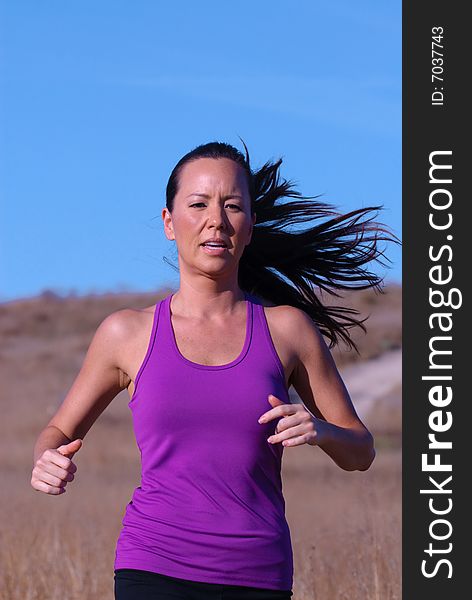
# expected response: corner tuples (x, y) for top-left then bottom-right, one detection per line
(403, 2), (467, 597)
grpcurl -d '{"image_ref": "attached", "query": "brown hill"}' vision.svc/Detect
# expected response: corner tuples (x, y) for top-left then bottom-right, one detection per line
(0, 282), (401, 366)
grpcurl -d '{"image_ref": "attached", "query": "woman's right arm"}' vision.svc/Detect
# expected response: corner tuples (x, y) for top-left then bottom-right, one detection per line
(31, 310), (131, 495)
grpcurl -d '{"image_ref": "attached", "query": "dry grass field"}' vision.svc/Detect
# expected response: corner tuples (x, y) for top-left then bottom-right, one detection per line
(0, 284), (401, 600)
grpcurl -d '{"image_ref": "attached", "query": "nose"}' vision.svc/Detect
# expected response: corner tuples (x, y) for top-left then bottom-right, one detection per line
(208, 205), (227, 230)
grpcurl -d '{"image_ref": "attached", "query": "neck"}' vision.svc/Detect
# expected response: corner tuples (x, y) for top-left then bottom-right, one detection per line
(170, 283), (247, 319)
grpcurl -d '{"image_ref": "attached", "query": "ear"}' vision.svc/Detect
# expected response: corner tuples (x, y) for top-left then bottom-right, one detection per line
(162, 208), (175, 241)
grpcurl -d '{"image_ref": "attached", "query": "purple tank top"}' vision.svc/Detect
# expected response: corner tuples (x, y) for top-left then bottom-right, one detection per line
(114, 292), (294, 590)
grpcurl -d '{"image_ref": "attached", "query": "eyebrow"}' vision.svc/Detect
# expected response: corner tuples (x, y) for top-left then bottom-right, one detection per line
(186, 193), (244, 200)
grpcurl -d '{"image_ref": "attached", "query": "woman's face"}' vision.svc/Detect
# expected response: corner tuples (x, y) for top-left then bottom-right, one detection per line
(163, 157), (256, 278)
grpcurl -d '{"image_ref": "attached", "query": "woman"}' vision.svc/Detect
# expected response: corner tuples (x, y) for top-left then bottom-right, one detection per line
(31, 141), (398, 600)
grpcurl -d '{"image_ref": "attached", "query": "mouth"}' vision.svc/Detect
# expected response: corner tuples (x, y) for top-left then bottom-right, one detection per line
(200, 241), (228, 248)
(200, 243), (228, 255)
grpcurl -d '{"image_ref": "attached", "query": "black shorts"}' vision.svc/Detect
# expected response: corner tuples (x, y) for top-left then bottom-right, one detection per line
(114, 569), (293, 600)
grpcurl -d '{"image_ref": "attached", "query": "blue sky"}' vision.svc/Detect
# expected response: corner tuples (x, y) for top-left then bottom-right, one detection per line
(0, 1), (401, 302)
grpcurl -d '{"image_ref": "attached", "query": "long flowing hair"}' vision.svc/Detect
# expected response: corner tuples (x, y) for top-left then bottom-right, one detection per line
(164, 140), (400, 353)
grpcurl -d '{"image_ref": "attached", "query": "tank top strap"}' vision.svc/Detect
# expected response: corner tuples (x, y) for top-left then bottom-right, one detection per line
(158, 293), (178, 355)
(250, 297), (287, 385)
(132, 299), (163, 394)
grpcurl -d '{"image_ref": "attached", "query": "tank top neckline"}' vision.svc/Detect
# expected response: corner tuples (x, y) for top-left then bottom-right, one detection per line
(166, 292), (253, 371)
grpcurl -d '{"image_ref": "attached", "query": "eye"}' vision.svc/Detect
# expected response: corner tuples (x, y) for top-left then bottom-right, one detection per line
(190, 202), (242, 211)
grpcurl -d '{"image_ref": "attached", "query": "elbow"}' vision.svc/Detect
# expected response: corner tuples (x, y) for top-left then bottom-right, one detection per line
(341, 432), (376, 472)
(356, 446), (376, 471)
(356, 432), (376, 471)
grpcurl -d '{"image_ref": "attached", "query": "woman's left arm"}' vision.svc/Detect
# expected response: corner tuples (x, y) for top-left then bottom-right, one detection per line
(261, 307), (375, 471)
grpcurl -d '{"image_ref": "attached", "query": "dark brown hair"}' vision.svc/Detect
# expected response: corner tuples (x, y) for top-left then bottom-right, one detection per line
(164, 140), (400, 353)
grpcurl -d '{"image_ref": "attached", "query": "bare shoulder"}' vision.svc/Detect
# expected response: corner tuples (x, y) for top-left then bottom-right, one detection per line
(263, 302), (314, 326)
(102, 303), (156, 336)
(94, 306), (145, 346)
(263, 302), (304, 330)
(94, 303), (158, 381)
(261, 300), (323, 357)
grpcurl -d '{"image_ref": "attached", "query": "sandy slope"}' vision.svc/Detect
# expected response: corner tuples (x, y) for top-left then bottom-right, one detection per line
(338, 348), (402, 420)
(288, 348), (402, 434)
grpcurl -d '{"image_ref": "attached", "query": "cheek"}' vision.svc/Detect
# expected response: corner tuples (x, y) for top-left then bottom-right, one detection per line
(233, 213), (252, 232)
(173, 212), (200, 235)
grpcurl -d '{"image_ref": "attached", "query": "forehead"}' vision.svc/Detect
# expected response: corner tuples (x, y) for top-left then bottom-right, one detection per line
(177, 158), (249, 193)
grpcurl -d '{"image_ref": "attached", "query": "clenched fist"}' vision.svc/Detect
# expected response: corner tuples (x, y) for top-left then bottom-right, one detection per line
(31, 439), (82, 496)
